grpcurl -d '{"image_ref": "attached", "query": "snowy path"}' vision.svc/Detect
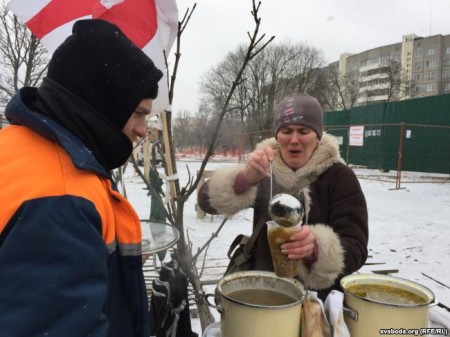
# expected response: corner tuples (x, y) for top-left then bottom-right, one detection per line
(124, 160), (450, 335)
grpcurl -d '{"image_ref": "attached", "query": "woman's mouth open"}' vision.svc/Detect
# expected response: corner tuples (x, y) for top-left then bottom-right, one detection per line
(289, 149), (302, 156)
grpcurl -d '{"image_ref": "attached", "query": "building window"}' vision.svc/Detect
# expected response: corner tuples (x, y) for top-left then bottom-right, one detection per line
(425, 60), (436, 67)
(446, 47), (450, 54)
(426, 84), (433, 92)
(415, 49), (422, 57)
(413, 73), (421, 81)
(425, 71), (435, 80)
(414, 62), (421, 70)
(443, 59), (450, 67)
(427, 47), (436, 56)
(443, 70), (450, 79)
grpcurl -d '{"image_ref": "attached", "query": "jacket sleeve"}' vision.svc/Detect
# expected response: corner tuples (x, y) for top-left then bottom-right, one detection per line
(297, 224), (346, 290)
(197, 165), (258, 217)
(0, 195), (109, 337)
(298, 164), (368, 290)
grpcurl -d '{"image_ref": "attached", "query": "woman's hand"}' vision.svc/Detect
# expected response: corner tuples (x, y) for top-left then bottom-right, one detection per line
(281, 225), (316, 260)
(243, 147), (274, 185)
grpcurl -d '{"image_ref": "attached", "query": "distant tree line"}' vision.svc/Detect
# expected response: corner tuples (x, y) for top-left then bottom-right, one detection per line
(0, 3), (427, 153)
(174, 40), (327, 153)
(0, 2), (48, 107)
(173, 42), (415, 153)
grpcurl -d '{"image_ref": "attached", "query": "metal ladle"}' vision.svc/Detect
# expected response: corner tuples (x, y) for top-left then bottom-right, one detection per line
(268, 187), (304, 228)
(267, 162), (304, 227)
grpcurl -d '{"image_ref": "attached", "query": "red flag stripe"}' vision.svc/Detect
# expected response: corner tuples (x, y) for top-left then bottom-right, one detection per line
(93, 0), (157, 48)
(26, 0), (97, 39)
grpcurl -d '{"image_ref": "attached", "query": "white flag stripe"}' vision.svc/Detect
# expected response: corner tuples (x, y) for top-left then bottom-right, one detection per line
(155, 0), (178, 52)
(8, 0), (50, 21)
(143, 35), (170, 115)
(99, 0), (124, 10)
(144, 0), (178, 115)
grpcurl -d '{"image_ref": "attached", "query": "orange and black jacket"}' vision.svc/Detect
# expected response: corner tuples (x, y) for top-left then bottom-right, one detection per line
(0, 88), (149, 337)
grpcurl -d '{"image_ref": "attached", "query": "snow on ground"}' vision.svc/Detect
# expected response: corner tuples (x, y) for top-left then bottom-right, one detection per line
(124, 160), (450, 336)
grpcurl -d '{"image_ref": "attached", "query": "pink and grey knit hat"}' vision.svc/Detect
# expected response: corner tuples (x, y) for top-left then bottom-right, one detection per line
(274, 93), (323, 139)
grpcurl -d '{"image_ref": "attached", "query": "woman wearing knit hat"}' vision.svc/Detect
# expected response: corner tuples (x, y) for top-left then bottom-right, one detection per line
(198, 93), (368, 300)
(0, 20), (163, 337)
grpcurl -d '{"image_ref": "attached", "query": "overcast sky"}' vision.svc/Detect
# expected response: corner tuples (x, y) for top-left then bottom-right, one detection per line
(170, 0), (450, 113)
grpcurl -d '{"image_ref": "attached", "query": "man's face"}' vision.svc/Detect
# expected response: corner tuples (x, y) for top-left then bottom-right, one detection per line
(122, 98), (153, 142)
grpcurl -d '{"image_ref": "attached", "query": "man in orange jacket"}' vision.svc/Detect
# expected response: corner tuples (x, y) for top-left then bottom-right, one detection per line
(0, 19), (162, 337)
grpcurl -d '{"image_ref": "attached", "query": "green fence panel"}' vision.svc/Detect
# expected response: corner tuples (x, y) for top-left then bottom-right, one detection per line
(349, 104), (385, 169)
(325, 127), (349, 162)
(323, 94), (450, 175)
(323, 109), (349, 126)
(324, 110), (349, 162)
(401, 125), (450, 174)
(386, 93), (450, 125)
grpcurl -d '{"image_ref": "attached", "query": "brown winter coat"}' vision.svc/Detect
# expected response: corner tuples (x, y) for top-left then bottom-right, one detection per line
(198, 134), (368, 299)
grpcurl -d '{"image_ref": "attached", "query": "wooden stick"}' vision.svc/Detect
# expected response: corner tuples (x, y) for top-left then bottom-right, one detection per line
(422, 272), (450, 290)
(143, 138), (151, 181)
(161, 110), (177, 199)
(437, 302), (450, 312)
(372, 269), (399, 275)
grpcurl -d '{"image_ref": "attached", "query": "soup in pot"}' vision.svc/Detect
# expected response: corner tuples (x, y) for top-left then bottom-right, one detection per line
(347, 284), (427, 305)
(227, 289), (297, 306)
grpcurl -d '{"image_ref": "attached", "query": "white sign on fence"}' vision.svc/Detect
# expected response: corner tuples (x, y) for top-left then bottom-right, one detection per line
(349, 125), (364, 146)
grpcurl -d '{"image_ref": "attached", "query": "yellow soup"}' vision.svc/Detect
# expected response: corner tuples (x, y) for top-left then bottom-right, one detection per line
(227, 289), (297, 306)
(347, 284), (427, 305)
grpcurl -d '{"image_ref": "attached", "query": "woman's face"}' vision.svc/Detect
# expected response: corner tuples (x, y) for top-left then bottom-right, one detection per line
(276, 125), (320, 170)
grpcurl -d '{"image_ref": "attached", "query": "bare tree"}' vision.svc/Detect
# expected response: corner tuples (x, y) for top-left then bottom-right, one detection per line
(320, 63), (360, 111)
(200, 40), (324, 148)
(283, 42), (325, 93)
(172, 107), (238, 154)
(438, 76), (450, 96)
(0, 2), (48, 106)
(131, 1), (274, 331)
(358, 60), (408, 106)
(382, 60), (409, 102)
(172, 109), (194, 149)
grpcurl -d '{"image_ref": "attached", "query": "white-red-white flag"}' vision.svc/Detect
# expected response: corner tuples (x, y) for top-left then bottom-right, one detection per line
(7, 0), (178, 116)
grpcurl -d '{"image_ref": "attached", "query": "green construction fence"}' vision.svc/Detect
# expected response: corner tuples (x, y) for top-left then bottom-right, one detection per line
(323, 94), (450, 174)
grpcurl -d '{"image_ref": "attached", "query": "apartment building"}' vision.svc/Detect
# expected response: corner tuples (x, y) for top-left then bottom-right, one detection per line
(337, 33), (450, 106)
(410, 34), (450, 97)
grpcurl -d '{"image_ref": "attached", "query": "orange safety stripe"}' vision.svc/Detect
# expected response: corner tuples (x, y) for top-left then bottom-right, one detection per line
(0, 126), (142, 252)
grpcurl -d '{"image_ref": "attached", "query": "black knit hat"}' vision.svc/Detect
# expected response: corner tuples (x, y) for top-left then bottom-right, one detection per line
(274, 93), (323, 139)
(47, 19), (163, 130)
